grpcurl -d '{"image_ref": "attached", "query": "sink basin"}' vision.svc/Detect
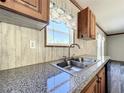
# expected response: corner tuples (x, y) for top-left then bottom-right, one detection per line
(54, 60), (85, 73)
(51, 58), (98, 74)
(72, 57), (96, 63)
(57, 60), (86, 69)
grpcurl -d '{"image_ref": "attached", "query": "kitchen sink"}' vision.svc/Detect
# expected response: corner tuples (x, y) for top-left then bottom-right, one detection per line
(57, 60), (86, 70)
(51, 57), (98, 74)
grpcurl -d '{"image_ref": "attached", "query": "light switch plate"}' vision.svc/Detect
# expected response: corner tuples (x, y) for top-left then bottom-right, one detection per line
(30, 40), (36, 48)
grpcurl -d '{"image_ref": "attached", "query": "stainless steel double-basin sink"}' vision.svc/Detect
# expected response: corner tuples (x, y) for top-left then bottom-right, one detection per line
(51, 57), (99, 74)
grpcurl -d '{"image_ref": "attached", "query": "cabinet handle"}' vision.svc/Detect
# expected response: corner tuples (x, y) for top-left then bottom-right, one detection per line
(97, 80), (100, 83)
(81, 35), (83, 38)
(99, 77), (102, 80)
(0, 0), (6, 2)
(97, 79), (101, 83)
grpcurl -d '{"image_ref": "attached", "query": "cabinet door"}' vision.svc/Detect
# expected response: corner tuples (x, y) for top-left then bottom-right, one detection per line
(90, 13), (96, 39)
(83, 77), (98, 93)
(0, 0), (49, 22)
(78, 7), (90, 39)
(78, 7), (96, 40)
(15, 0), (39, 11)
(98, 68), (106, 93)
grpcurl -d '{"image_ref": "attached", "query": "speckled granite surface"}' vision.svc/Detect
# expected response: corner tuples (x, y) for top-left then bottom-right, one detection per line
(0, 56), (110, 93)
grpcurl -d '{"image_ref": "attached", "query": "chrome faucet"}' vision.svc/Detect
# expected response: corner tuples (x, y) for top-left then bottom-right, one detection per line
(68, 43), (80, 58)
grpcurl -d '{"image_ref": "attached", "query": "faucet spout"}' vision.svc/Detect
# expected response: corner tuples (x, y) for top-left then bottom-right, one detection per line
(68, 43), (80, 58)
(70, 44), (80, 49)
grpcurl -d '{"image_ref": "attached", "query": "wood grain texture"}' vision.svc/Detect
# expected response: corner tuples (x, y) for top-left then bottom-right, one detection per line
(78, 7), (96, 40)
(69, 0), (107, 36)
(1, 23), (16, 69)
(82, 76), (98, 93)
(0, 22), (97, 70)
(21, 27), (39, 66)
(15, 26), (22, 67)
(15, 0), (38, 10)
(98, 68), (105, 93)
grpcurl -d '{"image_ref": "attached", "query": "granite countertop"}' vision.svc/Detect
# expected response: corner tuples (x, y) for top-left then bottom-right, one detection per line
(0, 56), (110, 93)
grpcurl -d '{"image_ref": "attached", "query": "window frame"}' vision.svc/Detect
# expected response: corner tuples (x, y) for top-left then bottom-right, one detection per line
(45, 27), (75, 47)
(44, 0), (79, 47)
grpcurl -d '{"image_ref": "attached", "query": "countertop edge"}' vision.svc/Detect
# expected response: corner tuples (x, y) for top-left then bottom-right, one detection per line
(75, 57), (110, 93)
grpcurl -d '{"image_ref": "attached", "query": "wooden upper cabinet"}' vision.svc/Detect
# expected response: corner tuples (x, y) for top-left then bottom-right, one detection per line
(0, 0), (49, 30)
(0, 0), (49, 22)
(78, 7), (96, 40)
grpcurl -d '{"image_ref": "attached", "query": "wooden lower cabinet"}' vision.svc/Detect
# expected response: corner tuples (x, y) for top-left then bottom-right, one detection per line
(82, 67), (106, 93)
(82, 77), (98, 93)
(97, 68), (106, 93)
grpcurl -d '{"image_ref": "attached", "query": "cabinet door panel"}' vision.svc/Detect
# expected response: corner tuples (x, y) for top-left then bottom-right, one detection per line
(78, 8), (89, 38)
(15, 0), (39, 11)
(85, 83), (97, 93)
(83, 77), (98, 93)
(78, 7), (96, 40)
(98, 68), (105, 93)
(90, 13), (96, 39)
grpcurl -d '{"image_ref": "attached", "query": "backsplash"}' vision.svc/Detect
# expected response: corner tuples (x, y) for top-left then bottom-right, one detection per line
(0, 22), (97, 70)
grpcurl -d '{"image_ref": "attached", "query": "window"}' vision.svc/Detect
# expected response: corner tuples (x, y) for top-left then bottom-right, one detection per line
(97, 33), (105, 60)
(45, 1), (77, 47)
(46, 20), (74, 46)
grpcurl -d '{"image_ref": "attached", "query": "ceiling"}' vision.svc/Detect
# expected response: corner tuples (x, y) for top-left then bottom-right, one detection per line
(77, 0), (124, 34)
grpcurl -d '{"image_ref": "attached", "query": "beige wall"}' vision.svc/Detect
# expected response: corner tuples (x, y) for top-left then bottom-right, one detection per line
(0, 22), (98, 70)
(107, 34), (124, 61)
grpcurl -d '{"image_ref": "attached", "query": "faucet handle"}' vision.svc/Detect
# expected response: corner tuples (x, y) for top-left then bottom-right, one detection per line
(63, 56), (67, 60)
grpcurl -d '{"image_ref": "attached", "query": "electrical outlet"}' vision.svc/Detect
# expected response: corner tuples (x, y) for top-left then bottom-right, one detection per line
(30, 40), (36, 48)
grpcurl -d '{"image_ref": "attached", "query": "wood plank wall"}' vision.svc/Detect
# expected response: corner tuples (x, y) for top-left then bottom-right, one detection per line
(0, 22), (97, 70)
